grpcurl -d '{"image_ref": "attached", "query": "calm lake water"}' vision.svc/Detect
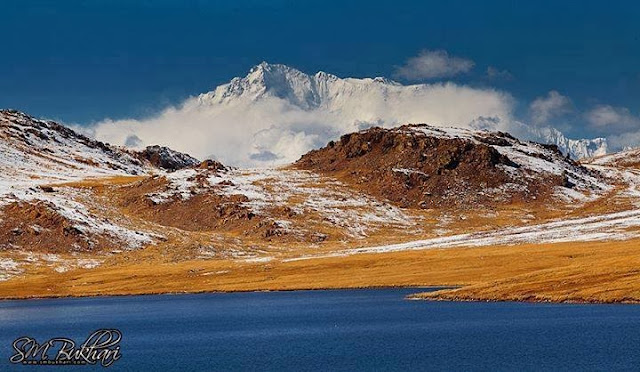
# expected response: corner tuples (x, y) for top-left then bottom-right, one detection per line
(0, 288), (639, 371)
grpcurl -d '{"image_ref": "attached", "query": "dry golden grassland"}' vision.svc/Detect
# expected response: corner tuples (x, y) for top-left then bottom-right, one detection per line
(1, 173), (639, 303)
(1, 238), (640, 303)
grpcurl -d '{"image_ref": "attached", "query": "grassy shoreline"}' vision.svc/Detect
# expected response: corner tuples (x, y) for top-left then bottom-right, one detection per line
(2, 238), (640, 304)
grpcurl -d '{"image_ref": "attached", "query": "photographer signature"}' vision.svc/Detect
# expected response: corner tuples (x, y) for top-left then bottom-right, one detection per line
(10, 329), (122, 367)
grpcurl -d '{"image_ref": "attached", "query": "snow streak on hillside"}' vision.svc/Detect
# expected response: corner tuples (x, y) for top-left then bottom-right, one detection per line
(286, 208), (640, 261)
(87, 63), (607, 167)
(0, 110), (156, 255)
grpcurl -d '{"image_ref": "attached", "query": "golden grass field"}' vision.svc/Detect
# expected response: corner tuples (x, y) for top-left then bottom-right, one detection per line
(1, 238), (640, 303)
(2, 172), (640, 304)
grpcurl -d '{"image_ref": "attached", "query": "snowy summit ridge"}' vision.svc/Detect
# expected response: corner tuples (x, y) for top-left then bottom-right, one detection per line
(197, 61), (400, 110)
(198, 62), (608, 160)
(91, 62), (609, 166)
(524, 126), (608, 160)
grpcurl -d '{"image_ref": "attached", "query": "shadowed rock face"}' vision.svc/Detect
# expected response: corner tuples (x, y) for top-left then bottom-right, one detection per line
(295, 125), (579, 209)
(0, 201), (114, 253)
(134, 145), (200, 171)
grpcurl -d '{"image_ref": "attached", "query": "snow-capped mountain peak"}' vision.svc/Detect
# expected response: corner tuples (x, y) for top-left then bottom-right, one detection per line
(197, 62), (404, 111)
(523, 126), (608, 160)
(93, 62), (610, 167)
(199, 62), (329, 109)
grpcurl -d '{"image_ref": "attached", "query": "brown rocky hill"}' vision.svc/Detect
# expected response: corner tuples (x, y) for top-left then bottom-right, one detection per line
(295, 125), (608, 209)
(0, 110), (194, 253)
(133, 145), (200, 171)
(0, 111), (612, 257)
(5, 112), (640, 301)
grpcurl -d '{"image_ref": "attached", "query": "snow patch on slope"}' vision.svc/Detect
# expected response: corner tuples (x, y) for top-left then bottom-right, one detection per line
(288, 208), (640, 261)
(0, 110), (146, 182)
(151, 167), (416, 238)
(584, 147), (640, 168)
(0, 258), (22, 281)
(0, 187), (155, 249)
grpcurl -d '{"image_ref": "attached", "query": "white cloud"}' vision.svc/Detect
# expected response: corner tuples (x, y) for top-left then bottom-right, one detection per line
(586, 105), (640, 150)
(394, 50), (475, 80)
(607, 132), (640, 151)
(586, 104), (640, 132)
(529, 90), (572, 125)
(84, 79), (515, 167)
(82, 97), (336, 167)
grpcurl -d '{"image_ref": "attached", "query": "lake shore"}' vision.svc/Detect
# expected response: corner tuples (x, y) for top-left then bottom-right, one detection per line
(2, 238), (640, 304)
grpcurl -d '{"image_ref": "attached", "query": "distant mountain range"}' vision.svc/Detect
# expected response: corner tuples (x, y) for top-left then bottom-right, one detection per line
(197, 62), (608, 160)
(89, 62), (609, 167)
(523, 125), (607, 160)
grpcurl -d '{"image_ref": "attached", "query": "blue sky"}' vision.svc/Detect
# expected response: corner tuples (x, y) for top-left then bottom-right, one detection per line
(1, 0), (639, 139)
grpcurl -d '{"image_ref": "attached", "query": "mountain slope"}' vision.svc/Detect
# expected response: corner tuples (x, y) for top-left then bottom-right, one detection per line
(0, 109), (146, 184)
(0, 110), (196, 254)
(0, 109), (198, 185)
(3, 110), (640, 304)
(582, 147), (640, 169)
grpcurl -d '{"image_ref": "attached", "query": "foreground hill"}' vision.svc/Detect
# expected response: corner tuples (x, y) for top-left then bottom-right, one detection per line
(0, 109), (198, 181)
(0, 109), (146, 181)
(1, 110), (640, 303)
(0, 110), (196, 255)
(296, 125), (608, 208)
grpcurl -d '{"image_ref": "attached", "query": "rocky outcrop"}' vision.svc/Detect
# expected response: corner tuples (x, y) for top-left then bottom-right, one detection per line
(134, 145), (200, 171)
(296, 125), (604, 209)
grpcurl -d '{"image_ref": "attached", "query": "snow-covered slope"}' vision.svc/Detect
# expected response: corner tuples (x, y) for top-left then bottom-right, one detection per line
(0, 110), (160, 254)
(0, 109), (147, 185)
(583, 147), (640, 168)
(197, 62), (408, 111)
(90, 62), (607, 166)
(196, 62), (514, 133)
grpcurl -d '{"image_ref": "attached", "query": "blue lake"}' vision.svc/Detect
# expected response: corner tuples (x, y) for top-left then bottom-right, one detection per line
(0, 288), (639, 371)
